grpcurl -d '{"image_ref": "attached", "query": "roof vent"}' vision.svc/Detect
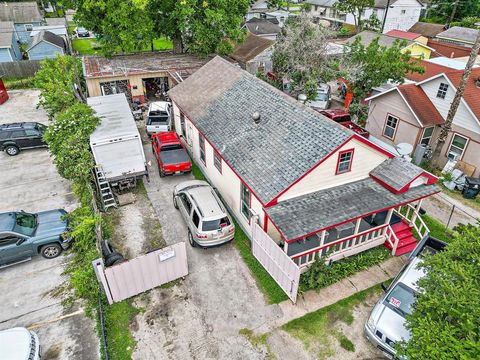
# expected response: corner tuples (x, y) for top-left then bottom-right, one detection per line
(252, 111), (261, 124)
(298, 94), (307, 104)
(475, 77), (480, 88)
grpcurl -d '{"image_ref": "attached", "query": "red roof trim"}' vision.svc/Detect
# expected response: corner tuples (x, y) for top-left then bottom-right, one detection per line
(352, 134), (395, 158)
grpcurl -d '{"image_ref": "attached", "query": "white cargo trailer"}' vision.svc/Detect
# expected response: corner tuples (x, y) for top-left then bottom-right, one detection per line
(88, 94), (147, 187)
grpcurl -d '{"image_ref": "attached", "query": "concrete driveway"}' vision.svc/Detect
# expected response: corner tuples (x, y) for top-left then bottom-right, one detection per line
(0, 90), (99, 359)
(132, 144), (282, 359)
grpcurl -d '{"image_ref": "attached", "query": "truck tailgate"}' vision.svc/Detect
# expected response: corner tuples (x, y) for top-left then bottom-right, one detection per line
(159, 149), (190, 165)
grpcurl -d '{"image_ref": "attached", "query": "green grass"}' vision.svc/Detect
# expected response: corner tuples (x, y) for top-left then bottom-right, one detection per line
(103, 300), (140, 360)
(282, 285), (382, 358)
(420, 214), (453, 243)
(152, 38), (173, 51)
(190, 161), (288, 304)
(72, 36), (173, 55)
(3, 76), (36, 89)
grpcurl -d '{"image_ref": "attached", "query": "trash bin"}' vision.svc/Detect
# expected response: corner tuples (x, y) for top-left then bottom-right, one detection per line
(462, 177), (480, 199)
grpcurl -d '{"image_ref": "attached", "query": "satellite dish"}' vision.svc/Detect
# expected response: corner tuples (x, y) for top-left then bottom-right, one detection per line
(396, 143), (414, 157)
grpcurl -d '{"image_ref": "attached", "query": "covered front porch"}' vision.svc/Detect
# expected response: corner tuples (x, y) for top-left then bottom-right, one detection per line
(265, 177), (439, 268)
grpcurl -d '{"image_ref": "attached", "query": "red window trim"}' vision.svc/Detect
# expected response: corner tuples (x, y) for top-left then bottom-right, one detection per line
(335, 148), (355, 175)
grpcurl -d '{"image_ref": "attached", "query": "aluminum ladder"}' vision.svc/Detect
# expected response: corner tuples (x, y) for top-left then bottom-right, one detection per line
(94, 165), (117, 210)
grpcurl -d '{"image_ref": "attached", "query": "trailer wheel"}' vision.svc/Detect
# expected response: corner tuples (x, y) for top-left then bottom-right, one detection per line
(105, 252), (124, 267)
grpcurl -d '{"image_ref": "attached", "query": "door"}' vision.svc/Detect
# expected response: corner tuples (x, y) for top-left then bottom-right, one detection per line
(178, 193), (193, 227)
(9, 130), (29, 148)
(0, 235), (33, 264)
(24, 128), (44, 147)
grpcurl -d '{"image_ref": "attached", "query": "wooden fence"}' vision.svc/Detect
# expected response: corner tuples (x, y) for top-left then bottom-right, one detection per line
(0, 60), (42, 78)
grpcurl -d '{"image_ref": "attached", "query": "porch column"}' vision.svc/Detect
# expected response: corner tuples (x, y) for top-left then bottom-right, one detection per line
(411, 199), (422, 224)
(385, 208), (394, 225)
(319, 230), (326, 247)
(354, 218), (361, 234)
(283, 241), (289, 255)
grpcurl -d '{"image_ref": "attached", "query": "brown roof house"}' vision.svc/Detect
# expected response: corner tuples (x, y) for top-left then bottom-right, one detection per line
(408, 22), (446, 38)
(82, 52), (209, 103)
(366, 59), (480, 176)
(229, 33), (274, 75)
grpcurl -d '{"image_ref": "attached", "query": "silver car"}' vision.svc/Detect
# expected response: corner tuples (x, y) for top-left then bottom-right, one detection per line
(173, 180), (235, 247)
(0, 327), (41, 360)
(364, 237), (446, 359)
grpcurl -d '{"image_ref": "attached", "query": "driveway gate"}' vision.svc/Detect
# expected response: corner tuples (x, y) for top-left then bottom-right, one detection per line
(93, 242), (188, 304)
(251, 222), (300, 303)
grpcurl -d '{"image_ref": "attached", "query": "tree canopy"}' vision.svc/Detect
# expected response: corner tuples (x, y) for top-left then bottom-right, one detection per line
(334, 0), (374, 30)
(397, 223), (480, 360)
(69, 0), (250, 56)
(425, 0), (480, 23)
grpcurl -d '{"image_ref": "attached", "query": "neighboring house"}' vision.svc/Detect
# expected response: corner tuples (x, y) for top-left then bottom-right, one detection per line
(229, 33), (274, 75)
(0, 21), (22, 62)
(427, 39), (476, 59)
(83, 52), (209, 103)
(366, 60), (480, 176)
(0, 1), (43, 44)
(348, 30), (433, 59)
(306, 0), (424, 33)
(243, 18), (281, 41)
(245, 0), (297, 27)
(26, 30), (65, 60)
(169, 56), (439, 268)
(436, 26), (480, 48)
(408, 21), (446, 38)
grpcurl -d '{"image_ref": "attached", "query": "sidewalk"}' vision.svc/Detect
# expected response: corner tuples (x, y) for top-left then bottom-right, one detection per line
(255, 256), (406, 333)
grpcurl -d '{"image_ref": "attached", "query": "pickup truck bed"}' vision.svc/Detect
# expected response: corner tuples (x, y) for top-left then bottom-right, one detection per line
(160, 149), (190, 165)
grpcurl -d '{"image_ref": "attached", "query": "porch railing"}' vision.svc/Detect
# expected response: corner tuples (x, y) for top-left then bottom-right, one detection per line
(395, 204), (429, 240)
(291, 224), (388, 268)
(385, 224), (400, 255)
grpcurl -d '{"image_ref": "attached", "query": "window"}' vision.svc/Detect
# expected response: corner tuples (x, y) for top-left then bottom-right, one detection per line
(336, 149), (354, 174)
(202, 217), (230, 231)
(180, 113), (186, 137)
(24, 24), (33, 31)
(214, 152), (222, 173)
(447, 134), (468, 160)
(436, 83), (449, 99)
(240, 183), (251, 220)
(11, 130), (26, 138)
(192, 210), (200, 228)
(401, 9), (406, 14)
(179, 193), (192, 214)
(383, 115), (398, 139)
(420, 127), (434, 145)
(25, 129), (40, 137)
(199, 134), (206, 165)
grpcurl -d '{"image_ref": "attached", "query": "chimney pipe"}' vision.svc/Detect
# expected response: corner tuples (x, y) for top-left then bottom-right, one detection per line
(252, 111), (261, 124)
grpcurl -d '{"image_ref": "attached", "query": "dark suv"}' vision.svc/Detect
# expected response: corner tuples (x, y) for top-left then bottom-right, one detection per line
(0, 122), (47, 156)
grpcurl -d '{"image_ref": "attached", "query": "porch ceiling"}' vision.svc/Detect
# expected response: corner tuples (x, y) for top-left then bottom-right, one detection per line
(265, 178), (440, 241)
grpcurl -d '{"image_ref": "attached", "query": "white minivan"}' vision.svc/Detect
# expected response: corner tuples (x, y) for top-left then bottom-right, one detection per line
(0, 327), (41, 360)
(145, 101), (172, 135)
(306, 83), (331, 110)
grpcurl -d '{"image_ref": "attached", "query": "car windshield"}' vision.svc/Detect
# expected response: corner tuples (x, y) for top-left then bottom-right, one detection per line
(202, 216), (230, 231)
(13, 212), (37, 236)
(383, 283), (416, 318)
(148, 116), (168, 125)
(315, 93), (328, 101)
(161, 144), (183, 151)
(334, 115), (351, 123)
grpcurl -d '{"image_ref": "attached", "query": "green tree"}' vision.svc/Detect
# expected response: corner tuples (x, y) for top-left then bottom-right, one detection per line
(396, 223), (480, 359)
(425, 0), (480, 23)
(34, 55), (84, 118)
(334, 0), (374, 30)
(342, 36), (424, 100)
(272, 14), (336, 100)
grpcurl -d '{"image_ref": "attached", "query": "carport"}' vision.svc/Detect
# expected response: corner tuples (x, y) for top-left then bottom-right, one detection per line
(142, 76), (169, 101)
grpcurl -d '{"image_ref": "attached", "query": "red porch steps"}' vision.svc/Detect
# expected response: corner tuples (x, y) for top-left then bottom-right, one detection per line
(384, 221), (417, 256)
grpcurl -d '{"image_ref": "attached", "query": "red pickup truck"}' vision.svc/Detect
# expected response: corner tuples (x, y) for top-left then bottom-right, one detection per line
(319, 109), (370, 139)
(151, 132), (191, 177)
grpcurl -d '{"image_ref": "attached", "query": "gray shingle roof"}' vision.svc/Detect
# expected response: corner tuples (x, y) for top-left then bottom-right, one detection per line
(0, 21), (14, 48)
(0, 2), (42, 23)
(245, 18), (281, 36)
(370, 157), (424, 191)
(348, 30), (413, 48)
(266, 177), (439, 240)
(168, 56), (352, 204)
(28, 30), (65, 52)
(436, 26), (479, 45)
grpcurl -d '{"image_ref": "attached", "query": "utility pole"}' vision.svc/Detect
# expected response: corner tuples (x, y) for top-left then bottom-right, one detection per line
(431, 27), (480, 167)
(381, 0), (392, 33)
(448, 0), (460, 25)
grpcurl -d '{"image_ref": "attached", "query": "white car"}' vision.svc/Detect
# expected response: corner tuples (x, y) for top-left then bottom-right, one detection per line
(0, 327), (41, 360)
(145, 101), (172, 135)
(307, 83), (331, 110)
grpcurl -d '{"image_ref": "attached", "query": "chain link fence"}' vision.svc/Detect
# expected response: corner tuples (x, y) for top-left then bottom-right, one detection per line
(422, 193), (479, 230)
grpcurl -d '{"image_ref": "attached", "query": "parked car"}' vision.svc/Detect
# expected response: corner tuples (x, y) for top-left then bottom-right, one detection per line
(0, 122), (47, 156)
(145, 101), (172, 135)
(75, 27), (90, 37)
(173, 180), (235, 248)
(0, 327), (40, 360)
(152, 132), (191, 177)
(0, 209), (71, 267)
(319, 109), (370, 139)
(365, 236), (447, 359)
(306, 83), (331, 110)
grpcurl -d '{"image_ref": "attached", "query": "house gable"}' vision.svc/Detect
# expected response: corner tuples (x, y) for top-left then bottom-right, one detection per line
(273, 136), (391, 204)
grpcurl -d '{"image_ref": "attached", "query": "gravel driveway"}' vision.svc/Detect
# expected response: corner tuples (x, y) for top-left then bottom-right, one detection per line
(131, 144), (282, 359)
(0, 90), (98, 359)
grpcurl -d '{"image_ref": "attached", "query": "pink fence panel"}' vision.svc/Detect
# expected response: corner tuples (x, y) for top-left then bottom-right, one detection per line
(251, 223), (300, 303)
(95, 242), (188, 303)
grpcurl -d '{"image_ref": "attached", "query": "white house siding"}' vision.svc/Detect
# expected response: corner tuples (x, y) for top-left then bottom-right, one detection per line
(420, 77), (480, 134)
(382, 0), (423, 33)
(245, 47), (273, 75)
(366, 90), (422, 147)
(277, 138), (389, 202)
(172, 102), (266, 235)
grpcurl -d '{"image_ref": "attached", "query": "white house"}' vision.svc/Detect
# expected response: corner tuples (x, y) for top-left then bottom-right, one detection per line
(307, 0), (424, 33)
(168, 56), (439, 268)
